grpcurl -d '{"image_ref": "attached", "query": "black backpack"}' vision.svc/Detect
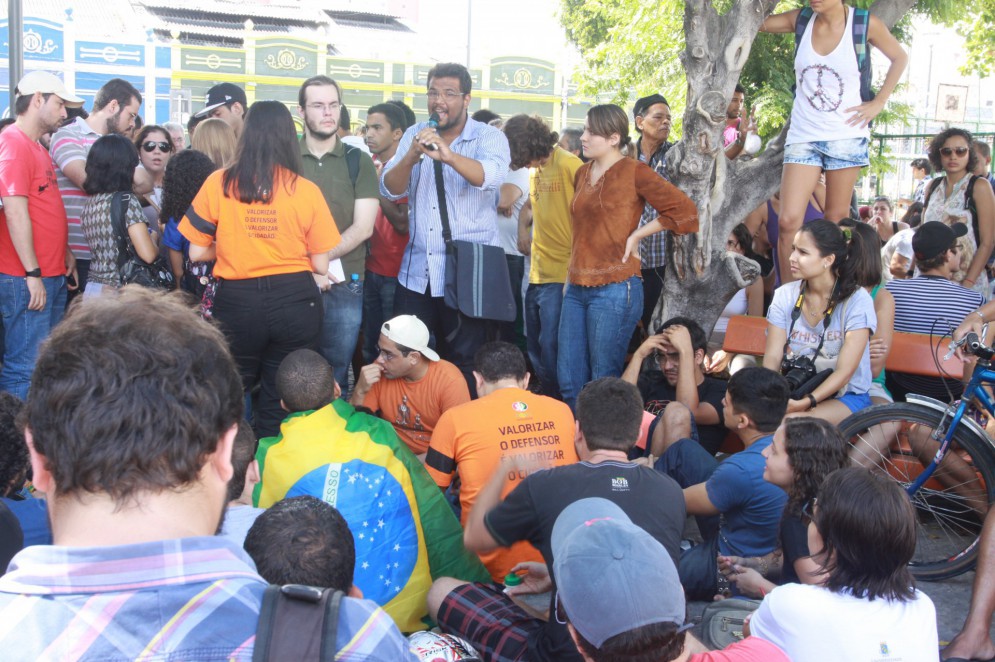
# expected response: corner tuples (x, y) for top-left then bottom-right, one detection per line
(253, 585), (343, 661)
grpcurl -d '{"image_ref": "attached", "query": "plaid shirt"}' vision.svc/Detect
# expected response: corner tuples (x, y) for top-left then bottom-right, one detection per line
(637, 139), (674, 269)
(0, 536), (417, 661)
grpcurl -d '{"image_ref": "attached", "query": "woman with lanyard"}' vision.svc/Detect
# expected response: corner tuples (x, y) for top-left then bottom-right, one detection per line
(922, 127), (995, 297)
(557, 104), (698, 411)
(761, 0), (906, 283)
(179, 101), (340, 438)
(763, 219), (876, 424)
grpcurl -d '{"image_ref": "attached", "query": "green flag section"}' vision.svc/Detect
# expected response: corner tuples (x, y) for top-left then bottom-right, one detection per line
(253, 399), (490, 632)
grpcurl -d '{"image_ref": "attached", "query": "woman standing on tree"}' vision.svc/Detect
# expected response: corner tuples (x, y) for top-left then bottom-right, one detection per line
(761, 0), (907, 283)
(557, 104), (698, 411)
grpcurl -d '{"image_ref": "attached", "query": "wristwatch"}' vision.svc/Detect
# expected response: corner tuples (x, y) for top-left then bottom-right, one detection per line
(24, 268), (41, 278)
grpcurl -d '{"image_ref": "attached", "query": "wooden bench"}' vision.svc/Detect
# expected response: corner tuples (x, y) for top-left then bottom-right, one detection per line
(715, 315), (965, 454)
(721, 315), (964, 380)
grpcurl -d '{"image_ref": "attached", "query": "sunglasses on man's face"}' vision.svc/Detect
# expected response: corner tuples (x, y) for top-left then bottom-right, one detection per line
(142, 141), (172, 153)
(940, 146), (969, 158)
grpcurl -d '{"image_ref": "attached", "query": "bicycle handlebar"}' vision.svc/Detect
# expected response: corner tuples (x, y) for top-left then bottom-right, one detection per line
(958, 332), (995, 361)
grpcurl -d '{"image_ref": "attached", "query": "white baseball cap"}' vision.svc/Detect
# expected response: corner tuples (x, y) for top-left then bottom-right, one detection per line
(15, 71), (84, 107)
(381, 315), (440, 362)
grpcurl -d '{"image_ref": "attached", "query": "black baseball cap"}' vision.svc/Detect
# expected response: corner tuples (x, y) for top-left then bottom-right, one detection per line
(633, 94), (670, 118)
(194, 83), (247, 119)
(912, 221), (967, 261)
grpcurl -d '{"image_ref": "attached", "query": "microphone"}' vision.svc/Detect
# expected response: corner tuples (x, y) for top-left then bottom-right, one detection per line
(425, 113), (440, 151)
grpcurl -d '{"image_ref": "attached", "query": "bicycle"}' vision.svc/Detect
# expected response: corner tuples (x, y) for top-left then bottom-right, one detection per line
(839, 330), (995, 581)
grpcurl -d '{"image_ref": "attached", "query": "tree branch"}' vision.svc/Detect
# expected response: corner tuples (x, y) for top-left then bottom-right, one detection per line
(869, 0), (917, 28)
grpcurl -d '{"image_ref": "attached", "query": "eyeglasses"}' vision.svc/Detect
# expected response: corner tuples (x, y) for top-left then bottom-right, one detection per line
(306, 102), (341, 115)
(142, 141), (171, 153)
(940, 146), (970, 158)
(801, 498), (818, 522)
(427, 90), (465, 100)
(376, 346), (414, 362)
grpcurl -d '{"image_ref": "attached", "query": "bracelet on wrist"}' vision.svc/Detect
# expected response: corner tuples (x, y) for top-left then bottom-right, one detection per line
(807, 394), (818, 411)
(24, 268), (41, 278)
(976, 310), (987, 323)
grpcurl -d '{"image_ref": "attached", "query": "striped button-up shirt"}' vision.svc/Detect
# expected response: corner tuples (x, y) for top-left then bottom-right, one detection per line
(381, 116), (510, 297)
(0, 536), (417, 661)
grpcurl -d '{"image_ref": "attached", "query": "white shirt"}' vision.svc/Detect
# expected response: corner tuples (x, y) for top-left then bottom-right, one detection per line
(881, 228), (914, 280)
(750, 583), (938, 662)
(497, 167), (530, 257)
(787, 7), (869, 145)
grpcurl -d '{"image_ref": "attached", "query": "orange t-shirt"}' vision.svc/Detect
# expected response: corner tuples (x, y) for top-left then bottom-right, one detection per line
(425, 387), (578, 581)
(362, 359), (470, 455)
(179, 167), (340, 280)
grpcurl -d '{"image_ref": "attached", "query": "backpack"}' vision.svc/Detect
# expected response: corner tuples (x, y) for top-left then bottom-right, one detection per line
(253, 584), (343, 661)
(794, 6), (874, 103)
(925, 175), (983, 248)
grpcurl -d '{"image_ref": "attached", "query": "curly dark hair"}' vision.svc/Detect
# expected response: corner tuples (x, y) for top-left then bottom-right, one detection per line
(159, 149), (218, 224)
(927, 127), (978, 174)
(0, 392), (27, 496)
(504, 114), (558, 170)
(783, 417), (848, 517)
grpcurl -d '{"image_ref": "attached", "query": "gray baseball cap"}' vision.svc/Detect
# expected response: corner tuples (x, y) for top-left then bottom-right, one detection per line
(551, 498), (688, 648)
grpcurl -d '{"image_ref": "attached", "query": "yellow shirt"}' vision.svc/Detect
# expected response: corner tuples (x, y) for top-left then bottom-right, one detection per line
(529, 147), (582, 284)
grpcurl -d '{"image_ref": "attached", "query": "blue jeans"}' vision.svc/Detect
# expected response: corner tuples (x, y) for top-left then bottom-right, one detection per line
(0, 275), (67, 399)
(525, 282), (563, 399)
(319, 280), (364, 393)
(362, 270), (397, 364)
(557, 277), (643, 411)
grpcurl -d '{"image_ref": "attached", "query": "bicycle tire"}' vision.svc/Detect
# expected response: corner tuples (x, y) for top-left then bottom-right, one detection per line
(840, 402), (995, 581)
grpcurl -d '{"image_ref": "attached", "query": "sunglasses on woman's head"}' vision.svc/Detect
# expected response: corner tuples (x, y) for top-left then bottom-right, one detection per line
(940, 147), (969, 157)
(142, 141), (171, 153)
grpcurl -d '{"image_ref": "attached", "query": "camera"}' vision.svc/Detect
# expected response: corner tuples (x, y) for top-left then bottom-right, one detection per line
(780, 354), (818, 392)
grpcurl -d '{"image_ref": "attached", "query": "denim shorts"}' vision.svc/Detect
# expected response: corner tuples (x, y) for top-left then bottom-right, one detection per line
(838, 391), (873, 413)
(783, 137), (869, 170)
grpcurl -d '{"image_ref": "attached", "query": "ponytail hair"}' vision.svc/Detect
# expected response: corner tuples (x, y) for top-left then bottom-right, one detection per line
(838, 218), (882, 288)
(798, 219), (864, 307)
(586, 104), (631, 153)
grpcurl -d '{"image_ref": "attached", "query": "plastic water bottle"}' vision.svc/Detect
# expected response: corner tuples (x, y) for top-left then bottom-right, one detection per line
(347, 273), (362, 294)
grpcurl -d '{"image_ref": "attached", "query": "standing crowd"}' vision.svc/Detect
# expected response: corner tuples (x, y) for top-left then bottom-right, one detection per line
(1, 0), (995, 659)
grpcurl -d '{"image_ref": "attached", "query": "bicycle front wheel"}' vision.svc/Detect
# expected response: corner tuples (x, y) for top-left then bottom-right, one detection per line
(841, 402), (995, 581)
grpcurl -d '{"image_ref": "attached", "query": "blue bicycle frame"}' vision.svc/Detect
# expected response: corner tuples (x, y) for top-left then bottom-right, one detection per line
(909, 361), (995, 494)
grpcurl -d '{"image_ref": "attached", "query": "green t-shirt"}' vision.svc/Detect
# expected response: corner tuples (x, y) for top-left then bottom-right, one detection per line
(299, 137), (379, 279)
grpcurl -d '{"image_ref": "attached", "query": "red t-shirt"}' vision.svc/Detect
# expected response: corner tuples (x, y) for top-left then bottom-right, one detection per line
(366, 199), (408, 278)
(0, 125), (69, 276)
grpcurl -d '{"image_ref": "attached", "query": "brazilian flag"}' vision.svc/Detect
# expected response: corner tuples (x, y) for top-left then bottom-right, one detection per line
(254, 399), (490, 632)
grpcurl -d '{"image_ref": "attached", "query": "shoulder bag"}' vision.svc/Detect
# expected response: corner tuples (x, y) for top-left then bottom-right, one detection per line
(433, 160), (516, 322)
(110, 192), (175, 291)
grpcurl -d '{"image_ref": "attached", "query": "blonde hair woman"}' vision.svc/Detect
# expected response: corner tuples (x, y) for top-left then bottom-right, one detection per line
(191, 117), (237, 168)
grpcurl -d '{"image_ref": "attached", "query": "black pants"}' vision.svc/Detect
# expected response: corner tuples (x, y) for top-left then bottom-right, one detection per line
(213, 272), (323, 438)
(641, 265), (666, 333)
(394, 283), (489, 397)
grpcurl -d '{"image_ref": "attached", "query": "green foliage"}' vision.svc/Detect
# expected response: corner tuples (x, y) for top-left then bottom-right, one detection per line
(560, 0), (979, 142)
(958, 1), (995, 77)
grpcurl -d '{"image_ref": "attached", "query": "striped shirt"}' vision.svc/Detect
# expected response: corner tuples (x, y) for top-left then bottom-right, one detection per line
(381, 116), (510, 297)
(0, 536), (417, 661)
(886, 275), (984, 397)
(49, 116), (101, 260)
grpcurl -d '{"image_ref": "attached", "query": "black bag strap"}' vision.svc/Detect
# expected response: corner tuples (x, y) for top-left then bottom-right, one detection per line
(343, 143), (361, 188)
(433, 159), (454, 244)
(253, 584), (343, 662)
(110, 192), (137, 270)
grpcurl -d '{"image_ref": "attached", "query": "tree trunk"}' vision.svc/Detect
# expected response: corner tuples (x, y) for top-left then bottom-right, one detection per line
(653, 0), (915, 337)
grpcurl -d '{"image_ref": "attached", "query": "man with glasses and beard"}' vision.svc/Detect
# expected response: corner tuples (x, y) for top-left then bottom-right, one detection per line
(381, 62), (511, 394)
(297, 76), (380, 394)
(49, 78), (152, 295)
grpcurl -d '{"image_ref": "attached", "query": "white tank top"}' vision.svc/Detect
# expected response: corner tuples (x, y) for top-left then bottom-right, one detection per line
(786, 7), (869, 146)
